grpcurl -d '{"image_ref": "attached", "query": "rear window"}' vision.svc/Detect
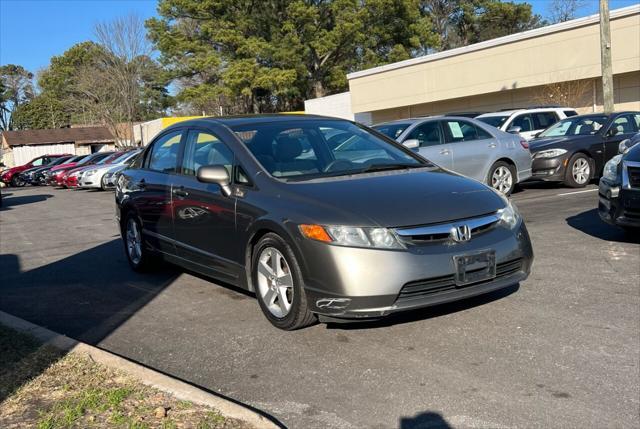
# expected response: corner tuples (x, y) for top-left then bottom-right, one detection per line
(372, 123), (411, 140)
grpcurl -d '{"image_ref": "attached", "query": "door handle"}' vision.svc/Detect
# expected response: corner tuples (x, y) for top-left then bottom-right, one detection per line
(172, 187), (189, 198)
(488, 143), (497, 148)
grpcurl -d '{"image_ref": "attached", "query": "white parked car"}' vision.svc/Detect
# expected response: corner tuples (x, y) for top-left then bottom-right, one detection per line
(476, 107), (578, 141)
(78, 150), (141, 190)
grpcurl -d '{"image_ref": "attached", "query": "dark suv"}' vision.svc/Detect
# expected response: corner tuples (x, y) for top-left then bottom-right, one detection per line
(116, 115), (533, 330)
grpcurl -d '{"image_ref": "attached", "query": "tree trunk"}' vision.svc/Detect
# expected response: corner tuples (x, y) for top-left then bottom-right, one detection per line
(313, 80), (325, 99)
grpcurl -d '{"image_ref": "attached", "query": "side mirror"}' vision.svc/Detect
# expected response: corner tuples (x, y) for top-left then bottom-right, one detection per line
(618, 138), (635, 154)
(197, 165), (231, 196)
(507, 126), (522, 134)
(402, 139), (420, 150)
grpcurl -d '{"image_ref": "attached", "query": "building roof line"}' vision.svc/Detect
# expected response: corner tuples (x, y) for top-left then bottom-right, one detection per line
(347, 4), (640, 80)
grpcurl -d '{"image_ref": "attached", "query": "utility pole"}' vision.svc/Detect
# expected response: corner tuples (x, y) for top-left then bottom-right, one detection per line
(599, 0), (614, 113)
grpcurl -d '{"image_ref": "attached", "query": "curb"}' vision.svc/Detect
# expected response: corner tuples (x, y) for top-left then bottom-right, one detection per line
(0, 311), (282, 429)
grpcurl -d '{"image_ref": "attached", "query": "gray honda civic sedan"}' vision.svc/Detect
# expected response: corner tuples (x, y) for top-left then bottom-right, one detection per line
(115, 115), (533, 330)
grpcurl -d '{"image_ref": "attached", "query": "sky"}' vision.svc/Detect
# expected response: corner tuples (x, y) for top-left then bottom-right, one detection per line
(1, 0), (639, 75)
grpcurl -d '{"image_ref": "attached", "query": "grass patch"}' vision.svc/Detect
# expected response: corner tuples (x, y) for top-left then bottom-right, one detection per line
(0, 323), (254, 428)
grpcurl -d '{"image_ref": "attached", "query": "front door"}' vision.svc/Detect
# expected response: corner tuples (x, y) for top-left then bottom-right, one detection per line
(442, 119), (495, 182)
(172, 129), (239, 282)
(405, 121), (453, 170)
(135, 129), (184, 253)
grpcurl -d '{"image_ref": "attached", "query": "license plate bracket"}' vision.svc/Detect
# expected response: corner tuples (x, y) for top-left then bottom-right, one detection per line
(453, 250), (496, 286)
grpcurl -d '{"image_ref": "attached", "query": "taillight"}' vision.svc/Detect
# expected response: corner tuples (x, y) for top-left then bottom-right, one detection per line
(519, 139), (529, 150)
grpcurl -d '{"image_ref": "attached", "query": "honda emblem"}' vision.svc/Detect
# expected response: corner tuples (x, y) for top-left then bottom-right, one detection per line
(451, 225), (472, 242)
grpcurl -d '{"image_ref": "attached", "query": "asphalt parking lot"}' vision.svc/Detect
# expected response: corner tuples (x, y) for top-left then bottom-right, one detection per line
(1, 184), (638, 429)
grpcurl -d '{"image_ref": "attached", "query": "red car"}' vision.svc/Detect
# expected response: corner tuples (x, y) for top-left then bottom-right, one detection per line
(1, 154), (71, 187)
(47, 155), (89, 186)
(63, 152), (124, 188)
(56, 152), (116, 188)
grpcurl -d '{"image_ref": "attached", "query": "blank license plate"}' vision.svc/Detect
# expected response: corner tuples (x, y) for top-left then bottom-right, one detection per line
(453, 250), (496, 286)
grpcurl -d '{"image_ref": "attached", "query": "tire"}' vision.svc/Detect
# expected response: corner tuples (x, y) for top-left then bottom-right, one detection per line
(123, 213), (157, 272)
(10, 175), (25, 188)
(487, 161), (516, 196)
(252, 233), (316, 330)
(564, 153), (592, 188)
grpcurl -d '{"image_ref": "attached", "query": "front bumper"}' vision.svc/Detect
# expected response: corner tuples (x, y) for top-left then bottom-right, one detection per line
(298, 221), (533, 319)
(531, 155), (567, 181)
(598, 178), (640, 228)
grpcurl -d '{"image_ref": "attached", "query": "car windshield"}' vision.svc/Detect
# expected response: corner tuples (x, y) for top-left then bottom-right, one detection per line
(116, 150), (141, 164)
(476, 115), (510, 128)
(96, 153), (121, 165)
(538, 115), (608, 137)
(232, 120), (427, 180)
(48, 156), (71, 166)
(75, 155), (92, 165)
(372, 123), (412, 139)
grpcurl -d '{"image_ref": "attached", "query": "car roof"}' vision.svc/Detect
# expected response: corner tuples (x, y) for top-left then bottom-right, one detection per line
(373, 116), (481, 126)
(477, 107), (576, 118)
(166, 114), (344, 129)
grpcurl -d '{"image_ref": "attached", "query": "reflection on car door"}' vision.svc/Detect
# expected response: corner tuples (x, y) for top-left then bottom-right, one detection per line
(171, 128), (240, 283)
(603, 113), (640, 163)
(443, 119), (494, 182)
(405, 121), (453, 169)
(135, 130), (184, 254)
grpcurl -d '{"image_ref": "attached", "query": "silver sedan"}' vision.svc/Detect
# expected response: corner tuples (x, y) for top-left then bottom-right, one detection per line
(373, 116), (532, 195)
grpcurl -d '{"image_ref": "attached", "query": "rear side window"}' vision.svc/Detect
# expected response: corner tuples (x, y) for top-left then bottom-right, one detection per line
(611, 114), (640, 134)
(532, 112), (558, 129)
(563, 110), (578, 117)
(182, 131), (234, 177)
(147, 131), (183, 173)
(407, 121), (442, 147)
(443, 120), (483, 142)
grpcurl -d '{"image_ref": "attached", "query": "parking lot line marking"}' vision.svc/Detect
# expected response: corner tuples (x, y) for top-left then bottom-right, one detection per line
(556, 189), (598, 196)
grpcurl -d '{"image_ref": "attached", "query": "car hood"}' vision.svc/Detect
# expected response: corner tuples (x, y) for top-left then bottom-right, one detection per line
(2, 165), (27, 175)
(50, 163), (78, 172)
(276, 168), (505, 228)
(529, 135), (593, 152)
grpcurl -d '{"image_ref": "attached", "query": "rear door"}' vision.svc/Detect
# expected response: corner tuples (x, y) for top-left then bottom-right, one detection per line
(405, 121), (453, 169)
(171, 128), (240, 282)
(132, 129), (185, 253)
(510, 114), (537, 140)
(443, 119), (495, 182)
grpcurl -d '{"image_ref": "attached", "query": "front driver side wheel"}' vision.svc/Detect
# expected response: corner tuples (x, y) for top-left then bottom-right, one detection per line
(252, 233), (316, 330)
(123, 213), (157, 271)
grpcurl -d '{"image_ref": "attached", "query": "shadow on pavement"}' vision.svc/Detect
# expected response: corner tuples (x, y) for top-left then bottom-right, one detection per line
(0, 193), (53, 210)
(566, 208), (638, 244)
(326, 284), (519, 330)
(399, 411), (452, 428)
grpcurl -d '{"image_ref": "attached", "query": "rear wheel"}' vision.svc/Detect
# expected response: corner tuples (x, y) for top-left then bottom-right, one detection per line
(487, 161), (516, 196)
(565, 153), (592, 188)
(252, 233), (316, 330)
(123, 213), (157, 271)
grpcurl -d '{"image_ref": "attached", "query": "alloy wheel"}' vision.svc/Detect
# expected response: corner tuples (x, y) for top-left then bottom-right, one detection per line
(256, 247), (294, 318)
(572, 158), (590, 185)
(126, 218), (142, 265)
(491, 166), (513, 195)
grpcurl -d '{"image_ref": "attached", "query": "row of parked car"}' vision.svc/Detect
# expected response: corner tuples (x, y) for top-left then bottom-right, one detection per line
(0, 148), (142, 191)
(372, 107), (640, 195)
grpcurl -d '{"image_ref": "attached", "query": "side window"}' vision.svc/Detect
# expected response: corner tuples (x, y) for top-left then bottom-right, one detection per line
(475, 125), (493, 140)
(32, 158), (45, 166)
(443, 120), (478, 143)
(532, 112), (558, 130)
(511, 114), (534, 132)
(147, 131), (183, 173)
(564, 110), (578, 117)
(408, 122), (442, 147)
(182, 131), (234, 177)
(612, 115), (639, 135)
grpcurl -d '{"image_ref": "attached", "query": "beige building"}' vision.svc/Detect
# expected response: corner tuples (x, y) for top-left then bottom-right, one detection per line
(347, 5), (640, 124)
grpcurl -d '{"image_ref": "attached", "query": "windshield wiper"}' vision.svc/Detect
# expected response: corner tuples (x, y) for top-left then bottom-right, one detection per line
(358, 163), (424, 174)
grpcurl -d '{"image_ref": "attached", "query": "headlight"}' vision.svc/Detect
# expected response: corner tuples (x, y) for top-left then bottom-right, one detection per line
(603, 154), (622, 181)
(299, 224), (404, 249)
(85, 169), (97, 176)
(534, 148), (567, 158)
(497, 200), (521, 229)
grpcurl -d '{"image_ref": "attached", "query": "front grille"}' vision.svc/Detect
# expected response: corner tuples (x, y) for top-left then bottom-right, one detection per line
(396, 258), (523, 302)
(395, 212), (500, 243)
(627, 166), (640, 189)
